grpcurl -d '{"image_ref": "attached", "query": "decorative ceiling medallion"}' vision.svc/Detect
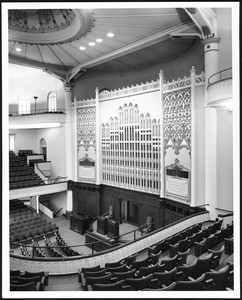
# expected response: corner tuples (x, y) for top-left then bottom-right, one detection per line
(8, 9), (95, 45)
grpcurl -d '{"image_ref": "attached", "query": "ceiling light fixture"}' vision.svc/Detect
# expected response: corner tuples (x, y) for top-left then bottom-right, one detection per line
(96, 38), (103, 43)
(107, 32), (114, 37)
(89, 42), (95, 46)
(79, 46), (86, 50)
(15, 47), (21, 52)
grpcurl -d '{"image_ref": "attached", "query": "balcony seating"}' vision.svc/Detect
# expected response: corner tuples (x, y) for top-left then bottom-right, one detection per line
(21, 270), (49, 286)
(122, 252), (138, 267)
(142, 281), (177, 291)
(106, 263), (129, 273)
(170, 237), (190, 257)
(194, 234), (215, 257)
(177, 260), (197, 280)
(15, 275), (45, 291)
(112, 268), (137, 281)
(224, 236), (233, 255)
(175, 274), (206, 291)
(203, 265), (230, 290)
(147, 240), (166, 255)
(10, 269), (21, 277)
(86, 273), (113, 290)
(80, 269), (110, 290)
(160, 255), (178, 271)
(136, 262), (159, 278)
(10, 281), (40, 291)
(208, 245), (225, 269)
(176, 248), (190, 265)
(92, 279), (125, 291)
(124, 274), (153, 291)
(105, 259), (123, 268)
(131, 257), (149, 270)
(153, 267), (177, 286)
(192, 253), (213, 279)
(147, 250), (161, 265)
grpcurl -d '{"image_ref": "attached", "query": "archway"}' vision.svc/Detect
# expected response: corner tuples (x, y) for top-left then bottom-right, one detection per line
(40, 138), (47, 160)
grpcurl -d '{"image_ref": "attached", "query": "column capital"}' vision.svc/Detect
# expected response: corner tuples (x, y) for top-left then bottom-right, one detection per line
(202, 37), (221, 47)
(64, 83), (74, 92)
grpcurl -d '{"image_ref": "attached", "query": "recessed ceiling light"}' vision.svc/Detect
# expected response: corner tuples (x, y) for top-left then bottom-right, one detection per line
(107, 32), (114, 37)
(79, 46), (86, 50)
(89, 42), (95, 46)
(96, 38), (103, 43)
(15, 47), (21, 52)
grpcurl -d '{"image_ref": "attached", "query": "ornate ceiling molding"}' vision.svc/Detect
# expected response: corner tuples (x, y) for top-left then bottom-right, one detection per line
(9, 9), (95, 45)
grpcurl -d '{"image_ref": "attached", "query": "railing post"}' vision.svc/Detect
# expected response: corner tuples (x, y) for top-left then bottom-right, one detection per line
(92, 243), (94, 255)
(134, 230), (136, 240)
(32, 246), (35, 258)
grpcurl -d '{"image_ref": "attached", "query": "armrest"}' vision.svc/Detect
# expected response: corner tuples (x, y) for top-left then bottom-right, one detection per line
(176, 271), (185, 280)
(209, 269), (216, 272)
(226, 287), (233, 291)
(36, 282), (41, 291)
(122, 284), (132, 291)
(158, 263), (165, 272)
(110, 277), (118, 283)
(203, 278), (214, 290)
(188, 276), (195, 281)
(80, 273), (86, 289)
(78, 270), (82, 283)
(87, 284), (93, 291)
(40, 276), (45, 291)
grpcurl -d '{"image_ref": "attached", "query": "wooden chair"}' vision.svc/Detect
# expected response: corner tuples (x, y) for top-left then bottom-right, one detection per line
(112, 268), (137, 281)
(194, 234), (215, 257)
(153, 267), (177, 286)
(17, 275), (45, 291)
(10, 281), (40, 291)
(176, 248), (190, 265)
(136, 262), (159, 278)
(92, 279), (125, 291)
(148, 250), (161, 265)
(192, 253), (213, 279)
(86, 273), (113, 290)
(122, 252), (138, 267)
(160, 255), (178, 271)
(22, 270), (49, 286)
(203, 265), (230, 290)
(175, 274), (206, 291)
(208, 245), (225, 269)
(124, 274), (153, 291)
(131, 257), (149, 270)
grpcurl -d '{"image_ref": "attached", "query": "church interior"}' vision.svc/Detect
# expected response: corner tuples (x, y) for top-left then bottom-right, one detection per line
(2, 2), (240, 298)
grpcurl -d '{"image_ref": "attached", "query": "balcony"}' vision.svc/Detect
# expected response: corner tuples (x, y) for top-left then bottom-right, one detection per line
(9, 110), (66, 129)
(207, 68), (232, 109)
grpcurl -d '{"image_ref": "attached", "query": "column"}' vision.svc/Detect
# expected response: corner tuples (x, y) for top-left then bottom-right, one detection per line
(95, 87), (101, 184)
(190, 66), (196, 207)
(64, 83), (74, 219)
(159, 70), (165, 198)
(202, 37), (220, 220)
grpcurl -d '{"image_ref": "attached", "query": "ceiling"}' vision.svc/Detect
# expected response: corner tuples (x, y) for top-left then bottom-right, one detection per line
(8, 7), (201, 79)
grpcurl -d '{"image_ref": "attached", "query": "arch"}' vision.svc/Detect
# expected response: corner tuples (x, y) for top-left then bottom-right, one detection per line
(39, 138), (47, 160)
(47, 91), (57, 112)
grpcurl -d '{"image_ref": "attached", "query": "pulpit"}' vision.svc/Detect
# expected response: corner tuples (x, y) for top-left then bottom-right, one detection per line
(97, 216), (108, 235)
(107, 220), (119, 238)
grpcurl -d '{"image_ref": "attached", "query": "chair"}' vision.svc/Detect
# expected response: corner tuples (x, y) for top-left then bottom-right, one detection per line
(160, 255), (178, 271)
(140, 216), (153, 235)
(204, 265), (230, 290)
(136, 262), (159, 278)
(177, 260), (197, 280)
(148, 250), (161, 265)
(224, 237), (233, 255)
(80, 269), (110, 290)
(112, 268), (137, 281)
(153, 267), (177, 286)
(124, 274), (153, 291)
(105, 259), (123, 268)
(147, 240), (166, 255)
(142, 281), (177, 291)
(106, 263), (128, 273)
(175, 274), (206, 291)
(17, 275), (45, 291)
(22, 270), (49, 286)
(208, 245), (225, 269)
(192, 253), (213, 279)
(78, 265), (101, 282)
(122, 253), (138, 267)
(131, 257), (149, 270)
(194, 234), (215, 257)
(176, 248), (190, 265)
(10, 269), (21, 277)
(86, 273), (113, 289)
(10, 281), (39, 291)
(93, 279), (125, 291)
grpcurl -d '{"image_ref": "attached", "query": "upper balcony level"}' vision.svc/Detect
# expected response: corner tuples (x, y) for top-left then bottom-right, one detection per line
(9, 109), (66, 129)
(207, 68), (232, 110)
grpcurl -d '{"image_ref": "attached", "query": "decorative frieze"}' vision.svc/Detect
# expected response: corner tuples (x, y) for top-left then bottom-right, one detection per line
(163, 76), (191, 93)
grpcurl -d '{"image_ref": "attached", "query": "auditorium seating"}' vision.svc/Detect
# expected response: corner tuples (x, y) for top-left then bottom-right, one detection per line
(194, 234), (215, 257)
(86, 273), (113, 290)
(112, 268), (137, 281)
(142, 281), (177, 291)
(10, 269), (49, 288)
(10, 281), (40, 291)
(92, 279), (125, 291)
(124, 274), (153, 291)
(177, 260), (197, 280)
(152, 267), (177, 286)
(147, 250), (161, 265)
(203, 265), (230, 290)
(175, 274), (206, 291)
(192, 253), (213, 278)
(208, 245), (225, 269)
(136, 262), (159, 277)
(122, 252), (138, 267)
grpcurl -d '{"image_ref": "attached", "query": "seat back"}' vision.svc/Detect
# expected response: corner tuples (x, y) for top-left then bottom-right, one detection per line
(177, 248), (190, 265)
(106, 263), (128, 273)
(137, 262), (159, 277)
(17, 275), (41, 285)
(131, 257), (149, 270)
(175, 274), (205, 291)
(112, 268), (137, 280)
(10, 281), (36, 291)
(81, 265), (101, 274)
(160, 255), (178, 271)
(177, 260), (197, 280)
(153, 267), (177, 286)
(105, 259), (123, 268)
(204, 265), (229, 290)
(84, 269), (108, 278)
(93, 279), (125, 291)
(125, 274), (153, 291)
(85, 273), (112, 286)
(193, 253), (212, 278)
(143, 281), (177, 291)
(123, 253), (137, 266)
(148, 250), (161, 264)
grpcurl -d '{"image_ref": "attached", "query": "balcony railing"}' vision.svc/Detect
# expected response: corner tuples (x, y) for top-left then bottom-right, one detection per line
(9, 109), (66, 117)
(208, 67), (232, 87)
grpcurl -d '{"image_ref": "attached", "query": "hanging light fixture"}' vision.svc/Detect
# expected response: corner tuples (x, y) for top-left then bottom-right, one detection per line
(33, 96), (38, 114)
